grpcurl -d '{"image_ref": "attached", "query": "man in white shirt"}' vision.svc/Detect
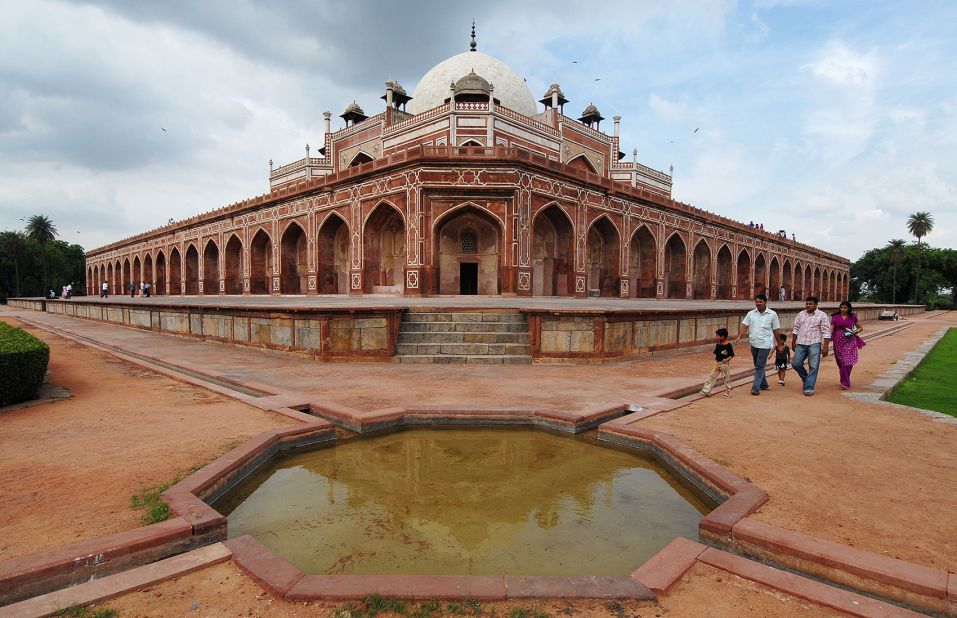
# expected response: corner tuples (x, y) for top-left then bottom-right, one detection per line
(737, 293), (784, 396)
(790, 295), (830, 396)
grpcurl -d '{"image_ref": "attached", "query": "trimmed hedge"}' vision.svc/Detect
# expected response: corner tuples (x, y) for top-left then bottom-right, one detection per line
(0, 321), (50, 407)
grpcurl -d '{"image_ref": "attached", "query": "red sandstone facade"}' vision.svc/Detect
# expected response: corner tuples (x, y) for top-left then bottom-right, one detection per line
(86, 47), (849, 302)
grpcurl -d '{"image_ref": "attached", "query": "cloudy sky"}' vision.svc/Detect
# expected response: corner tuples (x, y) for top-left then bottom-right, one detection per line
(1, 0), (955, 260)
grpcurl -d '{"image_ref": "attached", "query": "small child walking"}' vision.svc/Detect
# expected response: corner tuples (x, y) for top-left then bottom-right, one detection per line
(701, 328), (735, 398)
(775, 332), (791, 386)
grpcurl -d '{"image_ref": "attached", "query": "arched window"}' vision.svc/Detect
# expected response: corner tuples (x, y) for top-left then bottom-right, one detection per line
(460, 229), (478, 254)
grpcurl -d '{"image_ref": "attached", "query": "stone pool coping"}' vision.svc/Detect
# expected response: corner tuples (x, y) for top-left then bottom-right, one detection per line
(1, 311), (955, 615)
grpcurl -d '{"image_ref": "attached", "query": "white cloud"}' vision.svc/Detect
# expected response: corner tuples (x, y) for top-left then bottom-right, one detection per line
(802, 41), (879, 88)
(648, 93), (687, 122)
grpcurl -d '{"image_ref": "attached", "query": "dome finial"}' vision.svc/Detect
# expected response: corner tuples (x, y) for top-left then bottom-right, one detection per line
(469, 20), (477, 52)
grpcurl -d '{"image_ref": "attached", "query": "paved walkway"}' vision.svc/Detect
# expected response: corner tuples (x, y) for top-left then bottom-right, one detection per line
(0, 305), (923, 415)
(38, 294), (906, 312)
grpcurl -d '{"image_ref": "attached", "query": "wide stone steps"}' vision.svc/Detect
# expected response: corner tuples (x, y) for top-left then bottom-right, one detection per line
(396, 310), (532, 364)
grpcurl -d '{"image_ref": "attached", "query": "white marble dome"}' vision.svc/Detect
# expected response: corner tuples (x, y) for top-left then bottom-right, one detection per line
(409, 51), (538, 116)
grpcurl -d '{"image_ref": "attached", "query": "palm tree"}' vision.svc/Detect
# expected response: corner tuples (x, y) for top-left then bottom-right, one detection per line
(906, 212), (934, 304)
(886, 239), (907, 305)
(25, 214), (58, 296)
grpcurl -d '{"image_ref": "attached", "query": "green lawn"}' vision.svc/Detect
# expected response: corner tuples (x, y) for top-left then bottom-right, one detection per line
(887, 328), (957, 417)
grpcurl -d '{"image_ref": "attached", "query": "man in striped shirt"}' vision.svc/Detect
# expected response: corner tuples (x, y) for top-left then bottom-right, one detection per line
(790, 295), (831, 396)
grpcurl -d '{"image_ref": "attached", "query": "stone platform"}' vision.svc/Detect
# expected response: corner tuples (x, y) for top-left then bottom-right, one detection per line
(8, 296), (924, 363)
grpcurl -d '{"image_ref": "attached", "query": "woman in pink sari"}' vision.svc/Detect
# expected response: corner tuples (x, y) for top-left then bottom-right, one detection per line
(830, 300), (865, 389)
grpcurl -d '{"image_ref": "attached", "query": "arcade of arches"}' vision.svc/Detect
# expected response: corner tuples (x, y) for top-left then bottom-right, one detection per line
(88, 201), (848, 301)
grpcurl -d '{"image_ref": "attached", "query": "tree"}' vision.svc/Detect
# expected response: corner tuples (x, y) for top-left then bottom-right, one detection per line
(24, 215), (58, 295)
(906, 212), (934, 304)
(886, 239), (907, 305)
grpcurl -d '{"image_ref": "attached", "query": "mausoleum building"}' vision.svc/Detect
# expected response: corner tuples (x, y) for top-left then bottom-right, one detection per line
(85, 33), (849, 301)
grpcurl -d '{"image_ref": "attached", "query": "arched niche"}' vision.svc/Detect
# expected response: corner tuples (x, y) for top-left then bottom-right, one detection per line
(143, 254), (154, 291)
(629, 225), (656, 298)
(169, 248), (182, 295)
(531, 204), (574, 297)
(585, 217), (621, 297)
(363, 203), (405, 292)
(155, 251), (167, 295)
(567, 154), (598, 174)
(736, 249), (752, 300)
(754, 253), (767, 298)
(692, 240), (711, 299)
(716, 244), (733, 299)
(249, 229), (272, 295)
(663, 233), (687, 299)
(769, 257), (781, 301)
(224, 235), (243, 294)
(782, 259), (793, 301)
(203, 240), (219, 295)
(317, 214), (350, 294)
(280, 222), (307, 294)
(184, 244), (199, 295)
(435, 205), (502, 295)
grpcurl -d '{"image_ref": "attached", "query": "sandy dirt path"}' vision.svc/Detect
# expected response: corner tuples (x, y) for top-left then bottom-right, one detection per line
(0, 317), (297, 560)
(642, 312), (957, 572)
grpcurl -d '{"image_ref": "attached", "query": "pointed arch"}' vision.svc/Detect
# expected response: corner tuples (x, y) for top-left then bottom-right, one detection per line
(813, 266), (821, 297)
(280, 220), (308, 294)
(804, 265), (812, 299)
(347, 151), (374, 168)
(132, 255), (141, 290)
(716, 244), (733, 299)
(585, 216), (621, 297)
(249, 228), (273, 294)
(768, 255), (784, 301)
(782, 258), (792, 301)
(458, 139), (484, 147)
(203, 238), (220, 295)
(663, 232), (687, 298)
(736, 248), (752, 299)
(532, 203), (575, 296)
(169, 247), (182, 295)
(753, 252), (767, 298)
(317, 212), (350, 294)
(155, 251), (167, 295)
(434, 204), (503, 295)
(224, 234), (243, 294)
(184, 243), (200, 294)
(122, 258), (131, 295)
(143, 253), (154, 292)
(691, 239), (712, 299)
(362, 202), (405, 292)
(566, 153), (598, 174)
(629, 224), (657, 298)
(86, 266), (93, 295)
(107, 263), (114, 295)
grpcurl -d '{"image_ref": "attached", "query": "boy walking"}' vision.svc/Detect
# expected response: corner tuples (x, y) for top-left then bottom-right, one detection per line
(701, 328), (735, 398)
(775, 333), (791, 386)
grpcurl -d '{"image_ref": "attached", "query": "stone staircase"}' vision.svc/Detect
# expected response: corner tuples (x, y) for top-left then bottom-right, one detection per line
(396, 310), (532, 364)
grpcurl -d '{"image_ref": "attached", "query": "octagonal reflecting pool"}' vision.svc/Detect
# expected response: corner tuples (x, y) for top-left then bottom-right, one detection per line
(216, 428), (710, 576)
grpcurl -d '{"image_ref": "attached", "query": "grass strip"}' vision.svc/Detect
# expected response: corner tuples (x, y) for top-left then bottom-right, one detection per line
(886, 328), (957, 417)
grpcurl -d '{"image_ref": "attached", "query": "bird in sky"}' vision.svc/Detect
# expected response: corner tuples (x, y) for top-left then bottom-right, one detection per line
(693, 127), (699, 133)
(572, 60), (579, 64)
(594, 78), (601, 81)
(161, 128), (167, 132)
